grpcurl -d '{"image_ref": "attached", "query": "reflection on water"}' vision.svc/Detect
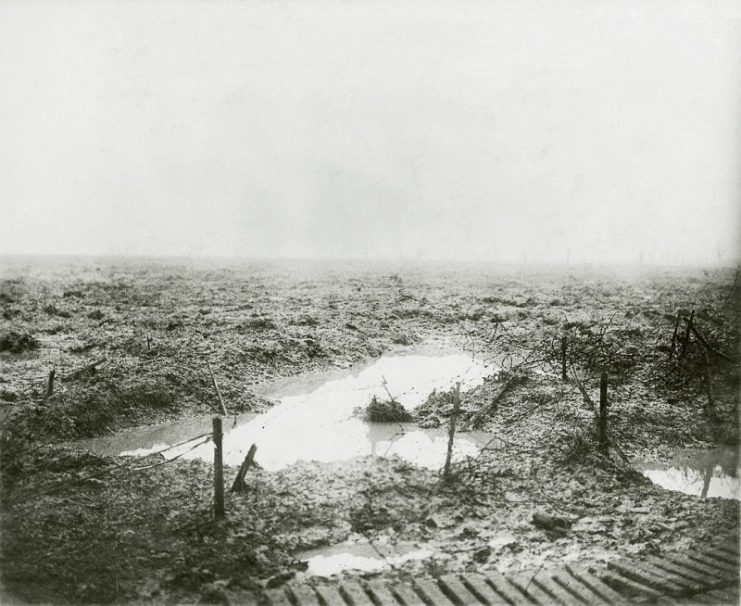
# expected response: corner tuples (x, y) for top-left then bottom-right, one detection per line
(299, 542), (434, 576)
(76, 350), (493, 470)
(633, 446), (739, 500)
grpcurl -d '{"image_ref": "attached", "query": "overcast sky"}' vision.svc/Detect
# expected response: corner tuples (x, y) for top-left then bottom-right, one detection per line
(1, 0), (739, 265)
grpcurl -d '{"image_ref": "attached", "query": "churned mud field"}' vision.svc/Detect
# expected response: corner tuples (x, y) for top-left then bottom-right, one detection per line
(0, 257), (738, 604)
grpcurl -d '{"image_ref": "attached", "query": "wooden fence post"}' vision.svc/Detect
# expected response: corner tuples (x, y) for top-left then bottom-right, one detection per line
(212, 417), (225, 518)
(679, 310), (694, 359)
(702, 350), (715, 412)
(443, 382), (461, 482)
(561, 335), (568, 382)
(47, 368), (55, 397)
(668, 311), (681, 361)
(599, 372), (608, 450)
(207, 362), (229, 416)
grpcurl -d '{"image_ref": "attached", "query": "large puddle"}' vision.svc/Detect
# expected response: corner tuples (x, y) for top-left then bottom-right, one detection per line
(76, 349), (494, 470)
(633, 446), (739, 500)
(297, 532), (520, 576)
(299, 542), (434, 576)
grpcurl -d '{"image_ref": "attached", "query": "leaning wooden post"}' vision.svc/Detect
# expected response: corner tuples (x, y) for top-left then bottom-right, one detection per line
(599, 372), (608, 451)
(443, 382), (461, 483)
(231, 444), (257, 493)
(212, 417), (225, 518)
(47, 368), (55, 397)
(561, 335), (568, 382)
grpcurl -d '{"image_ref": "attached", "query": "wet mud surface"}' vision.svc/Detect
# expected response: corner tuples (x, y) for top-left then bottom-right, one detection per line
(0, 258), (738, 604)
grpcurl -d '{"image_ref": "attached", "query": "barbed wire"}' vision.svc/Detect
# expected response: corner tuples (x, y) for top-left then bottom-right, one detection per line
(6, 431), (212, 506)
(128, 436), (211, 471)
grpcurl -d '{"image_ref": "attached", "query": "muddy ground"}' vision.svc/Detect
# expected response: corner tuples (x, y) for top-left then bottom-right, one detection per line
(0, 257), (738, 604)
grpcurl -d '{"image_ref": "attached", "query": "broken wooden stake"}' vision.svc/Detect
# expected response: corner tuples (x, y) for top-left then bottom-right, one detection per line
(231, 444), (258, 493)
(668, 311), (681, 362)
(572, 371), (628, 463)
(443, 382), (461, 483)
(702, 349), (715, 412)
(380, 375), (397, 403)
(212, 417), (225, 518)
(561, 335), (568, 382)
(599, 372), (608, 451)
(678, 310), (694, 359)
(47, 368), (55, 397)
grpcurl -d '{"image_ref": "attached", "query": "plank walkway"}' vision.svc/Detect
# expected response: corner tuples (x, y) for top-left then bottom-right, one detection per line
(259, 538), (739, 605)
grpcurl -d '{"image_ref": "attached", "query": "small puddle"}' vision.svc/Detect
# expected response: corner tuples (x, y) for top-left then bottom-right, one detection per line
(299, 542), (433, 576)
(633, 446), (739, 500)
(76, 349), (493, 470)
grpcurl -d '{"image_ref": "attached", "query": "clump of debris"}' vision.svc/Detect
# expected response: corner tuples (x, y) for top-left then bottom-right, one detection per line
(364, 395), (412, 422)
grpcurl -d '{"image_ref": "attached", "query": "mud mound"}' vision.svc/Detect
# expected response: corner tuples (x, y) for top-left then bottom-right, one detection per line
(0, 331), (39, 354)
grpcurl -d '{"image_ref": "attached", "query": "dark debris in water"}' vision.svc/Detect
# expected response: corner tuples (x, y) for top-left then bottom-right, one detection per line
(364, 395), (413, 423)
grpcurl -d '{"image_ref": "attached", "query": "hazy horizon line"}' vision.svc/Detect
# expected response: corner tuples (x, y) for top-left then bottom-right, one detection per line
(0, 251), (737, 271)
